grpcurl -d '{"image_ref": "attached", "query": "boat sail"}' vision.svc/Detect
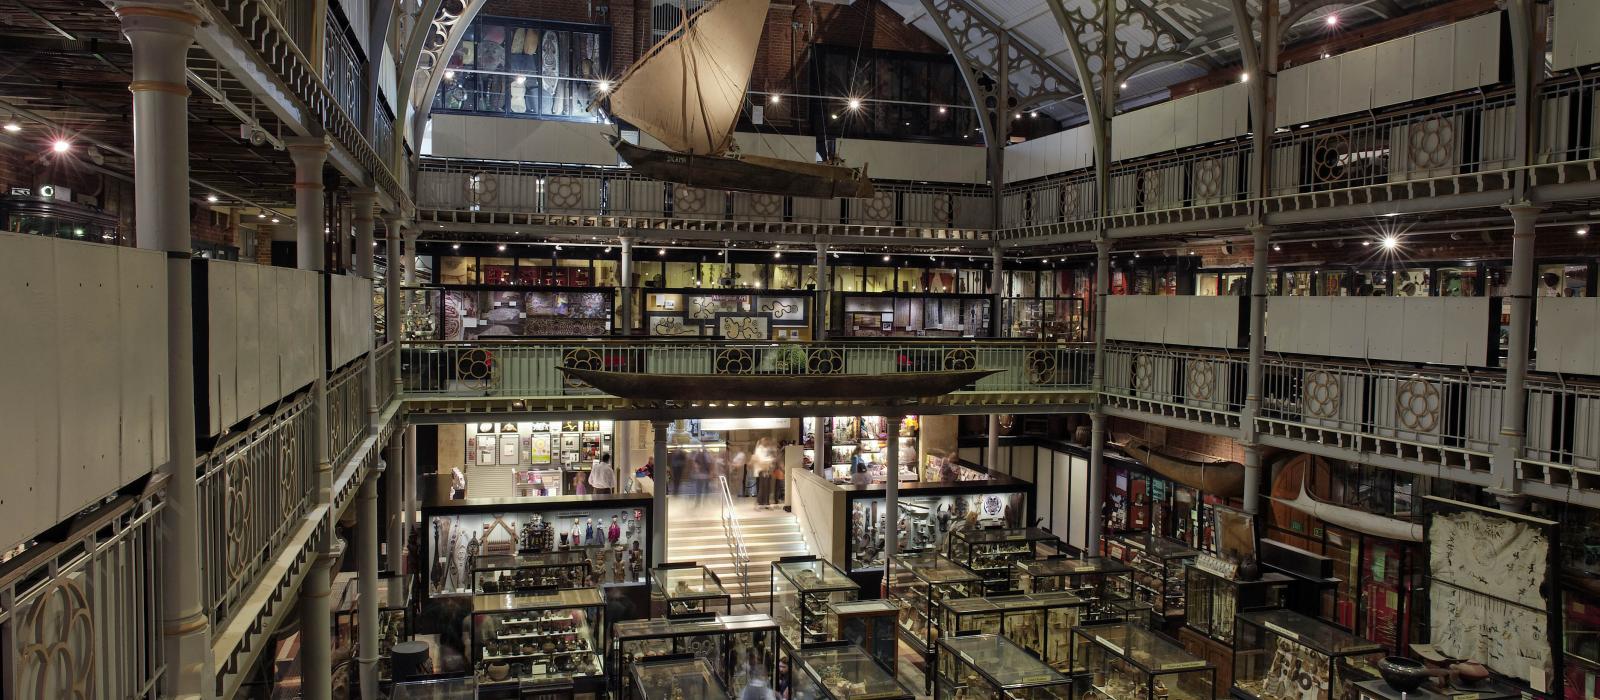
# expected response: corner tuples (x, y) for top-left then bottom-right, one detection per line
(599, 0), (875, 198)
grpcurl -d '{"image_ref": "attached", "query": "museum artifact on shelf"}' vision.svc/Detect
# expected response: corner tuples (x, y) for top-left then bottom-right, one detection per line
(844, 477), (1031, 574)
(1018, 556), (1136, 621)
(390, 677), (477, 699)
(886, 552), (983, 657)
(827, 599), (900, 675)
(652, 563), (732, 616)
(938, 590), (1090, 672)
(935, 633), (1074, 699)
(628, 656), (728, 700)
(789, 641), (915, 700)
(1353, 676), (1522, 700)
(770, 556), (860, 650)
(609, 613), (778, 700)
(1105, 533), (1201, 619)
(470, 587), (606, 692)
(1178, 559), (1293, 693)
(472, 551), (592, 593)
(946, 526), (1065, 592)
(1232, 609), (1384, 700)
(1070, 620), (1216, 700)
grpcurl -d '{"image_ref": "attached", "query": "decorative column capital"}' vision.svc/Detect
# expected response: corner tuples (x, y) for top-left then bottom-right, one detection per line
(351, 188), (379, 213)
(1503, 202), (1545, 225)
(286, 136), (331, 177)
(1094, 237), (1112, 255)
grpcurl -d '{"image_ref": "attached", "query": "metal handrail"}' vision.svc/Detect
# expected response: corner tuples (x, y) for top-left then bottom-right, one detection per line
(716, 475), (752, 606)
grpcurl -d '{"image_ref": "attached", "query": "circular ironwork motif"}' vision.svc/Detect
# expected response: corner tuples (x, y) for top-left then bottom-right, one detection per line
(1186, 360), (1216, 402)
(547, 176), (585, 209)
(1061, 185), (1081, 218)
(19, 577), (95, 699)
(806, 348), (844, 374)
(714, 348), (755, 375)
(942, 348), (977, 371)
(932, 194), (952, 223)
(562, 348), (604, 389)
(1408, 117), (1455, 170)
(1132, 355), (1155, 392)
(1312, 134), (1350, 183)
(464, 172), (498, 206)
(1395, 376), (1441, 432)
(749, 193), (782, 217)
(278, 429), (298, 519)
(1026, 349), (1058, 384)
(862, 191), (894, 221)
(1304, 371), (1342, 419)
(226, 459), (254, 580)
(1140, 169), (1163, 204)
(457, 349), (493, 380)
(674, 186), (708, 214)
(1193, 157), (1223, 199)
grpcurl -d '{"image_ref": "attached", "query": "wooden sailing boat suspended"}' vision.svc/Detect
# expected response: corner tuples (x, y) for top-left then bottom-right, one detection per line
(598, 0), (875, 199)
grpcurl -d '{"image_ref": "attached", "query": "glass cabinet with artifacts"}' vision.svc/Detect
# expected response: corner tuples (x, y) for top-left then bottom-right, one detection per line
(790, 642), (915, 700)
(1232, 610), (1383, 700)
(947, 527), (1065, 592)
(771, 556), (860, 649)
(886, 552), (982, 656)
(935, 633), (1073, 700)
(472, 551), (592, 593)
(610, 614), (778, 700)
(1070, 621), (1216, 700)
(1105, 533), (1201, 619)
(471, 588), (606, 692)
(629, 657), (727, 700)
(1183, 566), (1291, 645)
(939, 591), (1090, 673)
(1019, 557), (1135, 623)
(827, 600), (899, 675)
(653, 563), (732, 616)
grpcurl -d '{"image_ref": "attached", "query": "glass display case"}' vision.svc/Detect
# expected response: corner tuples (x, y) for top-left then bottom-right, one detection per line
(1070, 621), (1216, 700)
(391, 677), (477, 699)
(845, 482), (1030, 573)
(653, 564), (731, 616)
(939, 591), (1089, 672)
(472, 551), (592, 593)
(886, 552), (982, 656)
(629, 656), (728, 700)
(947, 527), (1065, 592)
(771, 556), (860, 649)
(610, 613), (779, 700)
(1105, 533), (1201, 619)
(470, 587), (605, 692)
(790, 642), (915, 700)
(936, 633), (1073, 700)
(1352, 678), (1523, 700)
(1232, 610), (1383, 700)
(1018, 557), (1135, 623)
(827, 600), (900, 675)
(1183, 567), (1291, 645)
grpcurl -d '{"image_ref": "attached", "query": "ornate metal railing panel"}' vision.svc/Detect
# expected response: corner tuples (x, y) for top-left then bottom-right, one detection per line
(375, 342), (398, 408)
(0, 489), (166, 699)
(327, 359), (370, 465)
(1537, 72), (1600, 164)
(1522, 378), (1600, 493)
(400, 340), (1094, 398)
(196, 393), (316, 629)
(1101, 343), (1245, 428)
(323, 7), (365, 125)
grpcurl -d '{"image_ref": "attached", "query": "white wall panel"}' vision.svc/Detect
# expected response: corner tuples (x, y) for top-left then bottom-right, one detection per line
(256, 266), (282, 407)
(1337, 48), (1376, 114)
(1536, 298), (1600, 374)
(1221, 83), (1251, 136)
(1328, 300), (1366, 357)
(1401, 297), (1444, 364)
(282, 269), (319, 392)
(1453, 13), (1500, 91)
(1196, 88), (1225, 142)
(54, 243), (123, 529)
(233, 264), (261, 424)
(1173, 98), (1200, 150)
(1411, 25), (1455, 99)
(1554, 0), (1600, 71)
(1374, 37), (1415, 107)
(117, 248), (168, 484)
(1306, 59), (1342, 121)
(0, 235), (62, 551)
(836, 139), (986, 183)
(206, 261), (239, 432)
(1276, 64), (1309, 128)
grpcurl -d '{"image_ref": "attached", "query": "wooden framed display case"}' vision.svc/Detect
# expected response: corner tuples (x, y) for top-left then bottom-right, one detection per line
(947, 526), (1065, 592)
(1352, 678), (1522, 700)
(939, 591), (1091, 673)
(886, 552), (983, 658)
(1018, 557), (1136, 622)
(629, 656), (729, 700)
(827, 600), (900, 676)
(936, 633), (1074, 699)
(1179, 566), (1292, 695)
(470, 587), (606, 693)
(790, 641), (916, 700)
(770, 556), (860, 650)
(1070, 621), (1216, 700)
(609, 613), (779, 700)
(1105, 533), (1201, 620)
(472, 551), (592, 593)
(1232, 610), (1383, 700)
(652, 563), (731, 616)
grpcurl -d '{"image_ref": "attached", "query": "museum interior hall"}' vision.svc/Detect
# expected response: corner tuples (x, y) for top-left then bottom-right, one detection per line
(2, 0), (1600, 698)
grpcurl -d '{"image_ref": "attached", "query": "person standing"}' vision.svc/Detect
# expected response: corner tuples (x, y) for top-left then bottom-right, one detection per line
(590, 452), (615, 495)
(753, 438), (776, 509)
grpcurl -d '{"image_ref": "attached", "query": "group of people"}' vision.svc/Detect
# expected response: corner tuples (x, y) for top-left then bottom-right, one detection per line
(595, 436), (795, 509)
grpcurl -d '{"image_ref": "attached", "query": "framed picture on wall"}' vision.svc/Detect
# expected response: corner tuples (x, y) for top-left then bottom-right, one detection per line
(561, 434), (580, 451)
(530, 434), (552, 464)
(499, 436), (519, 465)
(476, 435), (498, 465)
(499, 422), (518, 433)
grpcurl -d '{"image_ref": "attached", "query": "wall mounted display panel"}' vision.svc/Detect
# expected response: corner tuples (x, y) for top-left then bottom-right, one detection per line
(835, 139), (985, 184)
(1337, 47), (1377, 115)
(1373, 36), (1416, 107)
(1411, 24), (1455, 99)
(1306, 59), (1342, 122)
(1536, 297), (1600, 374)
(1553, 0), (1600, 70)
(117, 247), (168, 485)
(1275, 64), (1308, 128)
(0, 234), (62, 551)
(1452, 13), (1501, 92)
(56, 241), (123, 521)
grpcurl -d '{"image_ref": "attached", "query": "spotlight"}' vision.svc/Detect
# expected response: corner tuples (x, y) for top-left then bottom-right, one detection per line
(1030, 112), (1038, 118)
(658, 248), (666, 256)
(769, 94), (781, 105)
(1381, 235), (1399, 251)
(257, 213), (266, 219)
(270, 217), (280, 223)
(1321, 53), (1331, 60)
(52, 139), (71, 153)
(847, 98), (862, 110)
(498, 244), (507, 251)
(1361, 240), (1371, 247)
(1014, 113), (1022, 120)
(938, 106), (947, 114)
(774, 251), (782, 259)
(206, 194), (218, 203)
(1120, 82), (1128, 89)
(883, 254), (891, 262)
(831, 114), (839, 120)
(1133, 252), (1140, 258)
(597, 80), (611, 92)
(1578, 226), (1590, 236)
(1272, 244), (1281, 252)
(452, 243), (460, 250)
(444, 70), (455, 80)
(2, 122), (19, 133)
(1240, 73), (1250, 83)
(1325, 13), (1339, 27)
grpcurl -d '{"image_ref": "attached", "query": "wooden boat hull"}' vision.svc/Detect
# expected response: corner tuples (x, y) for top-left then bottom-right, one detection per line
(610, 136), (875, 199)
(1269, 454), (1424, 542)
(1113, 433), (1246, 497)
(559, 367), (997, 401)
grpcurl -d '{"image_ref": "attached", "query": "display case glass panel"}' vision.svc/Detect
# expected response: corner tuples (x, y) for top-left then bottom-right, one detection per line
(470, 587), (605, 690)
(472, 551), (591, 593)
(936, 633), (1073, 700)
(1070, 621), (1216, 700)
(790, 643), (914, 700)
(1183, 567), (1290, 645)
(771, 557), (860, 648)
(629, 656), (728, 700)
(610, 614), (779, 700)
(939, 591), (1089, 672)
(427, 501), (648, 597)
(1106, 533), (1201, 619)
(828, 600), (899, 675)
(847, 489), (1027, 572)
(654, 564), (732, 615)
(886, 552), (981, 656)
(947, 526), (1065, 592)
(1232, 609), (1383, 700)
(391, 677), (477, 699)
(1018, 557), (1133, 624)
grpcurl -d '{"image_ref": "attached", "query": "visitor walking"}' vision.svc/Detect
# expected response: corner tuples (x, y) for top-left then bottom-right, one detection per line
(589, 452), (615, 494)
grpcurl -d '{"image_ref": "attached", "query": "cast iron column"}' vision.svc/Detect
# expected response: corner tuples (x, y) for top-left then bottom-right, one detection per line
(1242, 225), (1271, 514)
(386, 432), (406, 607)
(1085, 238), (1112, 553)
(883, 415), (903, 586)
(402, 231), (420, 285)
(384, 217), (404, 395)
(986, 416), (1000, 470)
(353, 189), (376, 278)
(650, 419), (671, 566)
(991, 247), (1005, 336)
(813, 417), (828, 476)
(1493, 204), (1543, 511)
(405, 425), (418, 566)
(620, 235), (634, 335)
(118, 4), (210, 694)
(815, 242), (830, 340)
(357, 470), (381, 699)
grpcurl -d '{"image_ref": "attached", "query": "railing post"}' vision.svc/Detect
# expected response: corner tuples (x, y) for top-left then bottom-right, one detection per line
(650, 419), (671, 567)
(1241, 224), (1271, 515)
(1492, 204), (1544, 511)
(118, 3), (212, 694)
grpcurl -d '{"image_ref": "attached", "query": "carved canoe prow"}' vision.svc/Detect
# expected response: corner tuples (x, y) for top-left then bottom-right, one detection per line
(1112, 433), (1247, 497)
(1268, 454), (1425, 543)
(559, 367), (1000, 402)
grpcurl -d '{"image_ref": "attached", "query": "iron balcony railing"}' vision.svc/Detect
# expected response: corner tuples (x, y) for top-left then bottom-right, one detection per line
(399, 339), (1095, 398)
(375, 341), (398, 407)
(327, 358), (369, 465)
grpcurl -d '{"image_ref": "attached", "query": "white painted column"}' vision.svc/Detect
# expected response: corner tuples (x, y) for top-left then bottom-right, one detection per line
(386, 433), (406, 607)
(357, 472), (381, 699)
(384, 217), (404, 395)
(813, 416), (828, 476)
(1493, 204), (1544, 511)
(402, 231), (420, 285)
(1242, 225), (1270, 515)
(986, 416), (1001, 470)
(650, 420), (671, 566)
(118, 4), (211, 694)
(1085, 238), (1111, 553)
(815, 242), (830, 340)
(619, 236), (634, 335)
(883, 415), (903, 589)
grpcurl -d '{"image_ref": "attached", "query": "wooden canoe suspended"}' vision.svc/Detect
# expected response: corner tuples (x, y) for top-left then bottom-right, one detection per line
(1268, 454), (1424, 542)
(1113, 433), (1246, 497)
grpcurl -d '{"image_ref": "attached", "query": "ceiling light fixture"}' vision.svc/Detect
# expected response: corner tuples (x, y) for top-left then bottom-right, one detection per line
(831, 114), (839, 120)
(882, 254), (891, 262)
(1240, 72), (1250, 83)
(52, 139), (71, 153)
(938, 106), (947, 114)
(769, 94), (780, 104)
(270, 217), (280, 223)
(452, 243), (460, 250)
(658, 248), (666, 256)
(3, 122), (20, 133)
(444, 70), (455, 80)
(847, 98), (862, 110)
(498, 244), (507, 251)
(597, 80), (611, 92)
(1578, 226), (1590, 236)
(257, 213), (266, 219)
(206, 194), (218, 203)
(1381, 235), (1399, 250)
(1030, 111), (1038, 118)
(1120, 82), (1128, 89)
(1325, 13), (1339, 27)
(1272, 244), (1282, 252)
(1361, 240), (1371, 247)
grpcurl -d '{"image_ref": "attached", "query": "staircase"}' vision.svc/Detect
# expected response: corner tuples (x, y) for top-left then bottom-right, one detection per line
(666, 499), (808, 606)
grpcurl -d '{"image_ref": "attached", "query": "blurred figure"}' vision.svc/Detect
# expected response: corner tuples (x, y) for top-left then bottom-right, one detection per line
(729, 449), (749, 498)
